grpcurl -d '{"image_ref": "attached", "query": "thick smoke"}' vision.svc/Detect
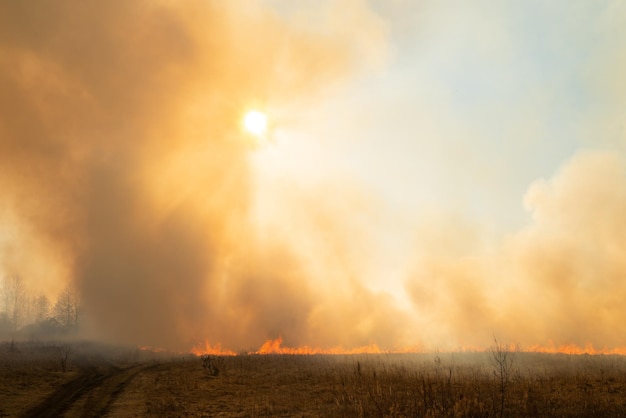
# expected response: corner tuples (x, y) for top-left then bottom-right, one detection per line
(406, 151), (626, 349)
(3, 1), (626, 352)
(507, 152), (626, 347)
(0, 0), (400, 350)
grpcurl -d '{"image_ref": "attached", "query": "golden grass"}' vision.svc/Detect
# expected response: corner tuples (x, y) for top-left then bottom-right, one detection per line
(3, 342), (626, 417)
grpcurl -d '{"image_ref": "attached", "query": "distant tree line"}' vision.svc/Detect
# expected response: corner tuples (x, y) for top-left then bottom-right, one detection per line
(0, 274), (80, 338)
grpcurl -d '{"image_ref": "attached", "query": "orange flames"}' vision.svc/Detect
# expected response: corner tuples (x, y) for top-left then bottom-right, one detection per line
(451, 342), (626, 356)
(187, 338), (626, 356)
(191, 336), (421, 356)
(256, 337), (388, 355)
(525, 341), (626, 355)
(189, 341), (237, 356)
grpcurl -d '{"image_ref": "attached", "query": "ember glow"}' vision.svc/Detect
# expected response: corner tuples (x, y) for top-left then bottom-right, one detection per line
(2, 1), (626, 354)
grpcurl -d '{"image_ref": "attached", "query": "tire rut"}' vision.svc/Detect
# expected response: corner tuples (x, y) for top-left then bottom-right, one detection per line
(21, 363), (155, 418)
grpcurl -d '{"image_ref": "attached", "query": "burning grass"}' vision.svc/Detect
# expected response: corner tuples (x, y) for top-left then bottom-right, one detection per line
(189, 336), (404, 356)
(190, 336), (626, 357)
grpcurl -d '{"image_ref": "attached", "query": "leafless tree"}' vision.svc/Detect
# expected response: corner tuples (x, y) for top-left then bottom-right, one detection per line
(1, 274), (25, 331)
(56, 343), (73, 372)
(490, 337), (516, 418)
(34, 294), (50, 322)
(53, 285), (80, 331)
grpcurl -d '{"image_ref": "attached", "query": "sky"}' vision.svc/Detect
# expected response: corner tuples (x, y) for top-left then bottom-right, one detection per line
(1, 0), (626, 351)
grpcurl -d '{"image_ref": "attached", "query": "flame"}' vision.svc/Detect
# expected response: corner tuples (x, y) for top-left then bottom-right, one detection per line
(255, 336), (385, 355)
(188, 338), (626, 357)
(456, 342), (626, 355)
(190, 336), (422, 356)
(525, 341), (626, 355)
(190, 341), (237, 356)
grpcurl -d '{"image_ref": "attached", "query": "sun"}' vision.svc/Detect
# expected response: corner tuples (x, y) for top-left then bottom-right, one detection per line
(243, 110), (268, 136)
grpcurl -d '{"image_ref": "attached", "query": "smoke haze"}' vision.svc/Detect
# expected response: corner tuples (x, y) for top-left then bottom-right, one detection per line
(1, 1), (626, 352)
(0, 0), (401, 350)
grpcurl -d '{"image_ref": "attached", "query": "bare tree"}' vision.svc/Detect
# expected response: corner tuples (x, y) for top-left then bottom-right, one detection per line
(53, 285), (79, 331)
(1, 274), (25, 331)
(490, 337), (516, 418)
(34, 294), (50, 322)
(35, 294), (50, 321)
(56, 343), (73, 372)
(0, 276), (8, 330)
(22, 291), (35, 326)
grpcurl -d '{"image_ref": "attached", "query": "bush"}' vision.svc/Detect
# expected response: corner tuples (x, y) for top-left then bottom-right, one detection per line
(201, 354), (224, 377)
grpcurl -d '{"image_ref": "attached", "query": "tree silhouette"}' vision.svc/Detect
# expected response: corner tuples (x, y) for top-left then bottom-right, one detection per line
(53, 285), (80, 331)
(1, 274), (25, 331)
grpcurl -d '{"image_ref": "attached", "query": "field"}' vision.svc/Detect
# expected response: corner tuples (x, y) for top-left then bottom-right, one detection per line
(2, 340), (626, 417)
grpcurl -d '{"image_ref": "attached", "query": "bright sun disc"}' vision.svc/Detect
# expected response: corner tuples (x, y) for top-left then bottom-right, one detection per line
(244, 110), (267, 136)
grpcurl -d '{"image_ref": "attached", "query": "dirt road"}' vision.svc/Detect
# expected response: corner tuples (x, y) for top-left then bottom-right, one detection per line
(21, 363), (155, 418)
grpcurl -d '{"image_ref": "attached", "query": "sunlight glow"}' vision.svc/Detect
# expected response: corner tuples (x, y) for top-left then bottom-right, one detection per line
(243, 110), (267, 136)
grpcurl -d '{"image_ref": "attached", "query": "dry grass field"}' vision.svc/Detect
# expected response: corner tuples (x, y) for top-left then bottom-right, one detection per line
(2, 340), (626, 417)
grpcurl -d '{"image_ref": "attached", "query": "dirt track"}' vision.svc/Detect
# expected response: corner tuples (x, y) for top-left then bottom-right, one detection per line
(21, 363), (155, 418)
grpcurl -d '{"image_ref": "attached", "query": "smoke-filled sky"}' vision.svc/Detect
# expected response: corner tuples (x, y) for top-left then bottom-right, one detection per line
(1, 0), (626, 351)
